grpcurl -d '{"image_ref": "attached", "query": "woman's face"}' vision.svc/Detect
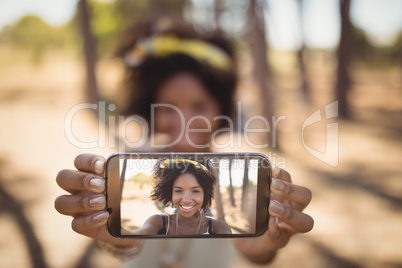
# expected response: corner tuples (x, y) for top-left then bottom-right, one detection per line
(154, 72), (221, 152)
(172, 173), (204, 218)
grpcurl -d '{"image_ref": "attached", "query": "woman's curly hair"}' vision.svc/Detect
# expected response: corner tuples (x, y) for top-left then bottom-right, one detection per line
(115, 17), (237, 129)
(150, 160), (216, 212)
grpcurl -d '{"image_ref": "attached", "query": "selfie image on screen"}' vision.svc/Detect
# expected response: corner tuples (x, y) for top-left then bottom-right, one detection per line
(119, 157), (259, 236)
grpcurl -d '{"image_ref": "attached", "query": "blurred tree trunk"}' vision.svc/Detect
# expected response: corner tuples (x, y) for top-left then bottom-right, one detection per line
(400, 36), (402, 68)
(150, 0), (186, 18)
(149, 0), (163, 16)
(171, 0), (186, 17)
(241, 159), (249, 212)
(400, 35), (402, 68)
(214, 0), (225, 32)
(297, 0), (310, 103)
(78, 0), (99, 104)
(0, 184), (48, 268)
(336, 0), (352, 119)
(228, 160), (236, 207)
(247, 0), (274, 145)
(214, 168), (225, 220)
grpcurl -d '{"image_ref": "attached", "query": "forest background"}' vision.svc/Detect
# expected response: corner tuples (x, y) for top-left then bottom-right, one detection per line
(0, 0), (401, 267)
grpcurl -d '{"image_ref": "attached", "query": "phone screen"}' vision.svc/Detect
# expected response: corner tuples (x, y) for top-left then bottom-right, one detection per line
(106, 153), (270, 238)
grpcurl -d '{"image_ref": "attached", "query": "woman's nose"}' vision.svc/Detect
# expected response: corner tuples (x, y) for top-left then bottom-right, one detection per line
(182, 192), (192, 202)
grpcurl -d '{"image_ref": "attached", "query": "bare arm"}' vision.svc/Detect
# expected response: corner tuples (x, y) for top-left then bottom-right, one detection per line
(212, 219), (232, 234)
(232, 165), (314, 264)
(133, 214), (164, 235)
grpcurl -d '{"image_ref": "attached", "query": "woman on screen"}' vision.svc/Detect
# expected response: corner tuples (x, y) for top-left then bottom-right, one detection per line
(134, 159), (231, 235)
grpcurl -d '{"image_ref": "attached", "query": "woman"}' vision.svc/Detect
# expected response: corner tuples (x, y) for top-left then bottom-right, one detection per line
(135, 159), (232, 236)
(55, 18), (313, 265)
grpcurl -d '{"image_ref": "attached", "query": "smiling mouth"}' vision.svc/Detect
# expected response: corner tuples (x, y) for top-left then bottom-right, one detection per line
(180, 205), (196, 212)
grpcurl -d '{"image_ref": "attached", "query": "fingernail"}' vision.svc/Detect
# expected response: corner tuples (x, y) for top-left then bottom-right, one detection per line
(273, 164), (280, 178)
(93, 211), (109, 223)
(274, 217), (279, 230)
(90, 178), (105, 192)
(270, 200), (285, 215)
(94, 160), (104, 174)
(271, 178), (285, 192)
(89, 196), (105, 208)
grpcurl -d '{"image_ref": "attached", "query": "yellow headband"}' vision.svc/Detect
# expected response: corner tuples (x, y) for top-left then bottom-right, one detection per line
(160, 159), (209, 172)
(124, 35), (231, 71)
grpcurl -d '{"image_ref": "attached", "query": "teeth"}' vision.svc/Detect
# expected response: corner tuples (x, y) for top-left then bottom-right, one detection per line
(181, 205), (194, 210)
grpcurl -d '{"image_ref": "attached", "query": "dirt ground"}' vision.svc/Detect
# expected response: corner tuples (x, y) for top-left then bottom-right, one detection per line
(0, 47), (401, 268)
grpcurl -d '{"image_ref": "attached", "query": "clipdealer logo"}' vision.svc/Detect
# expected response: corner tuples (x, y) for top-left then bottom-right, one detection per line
(63, 102), (285, 150)
(64, 101), (339, 167)
(301, 101), (339, 167)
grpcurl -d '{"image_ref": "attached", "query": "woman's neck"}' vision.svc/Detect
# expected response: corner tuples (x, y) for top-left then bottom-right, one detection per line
(177, 211), (201, 224)
(175, 211), (203, 235)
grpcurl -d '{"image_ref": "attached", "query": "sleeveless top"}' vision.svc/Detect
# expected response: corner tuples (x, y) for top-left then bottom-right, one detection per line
(158, 214), (213, 235)
(122, 239), (236, 268)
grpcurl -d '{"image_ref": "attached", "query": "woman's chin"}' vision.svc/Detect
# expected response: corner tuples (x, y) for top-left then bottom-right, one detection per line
(179, 208), (195, 215)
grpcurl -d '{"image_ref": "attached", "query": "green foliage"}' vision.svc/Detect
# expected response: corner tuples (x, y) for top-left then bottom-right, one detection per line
(114, 0), (149, 28)
(84, 0), (187, 58)
(1, 15), (78, 62)
(128, 172), (152, 189)
(88, 0), (123, 56)
(114, 0), (185, 27)
(3, 16), (66, 48)
(0, 0), (188, 62)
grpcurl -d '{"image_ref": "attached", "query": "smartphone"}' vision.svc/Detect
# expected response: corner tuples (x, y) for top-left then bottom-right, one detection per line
(105, 152), (271, 238)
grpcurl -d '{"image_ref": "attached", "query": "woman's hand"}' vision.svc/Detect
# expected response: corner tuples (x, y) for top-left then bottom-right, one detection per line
(54, 154), (138, 248)
(233, 165), (314, 264)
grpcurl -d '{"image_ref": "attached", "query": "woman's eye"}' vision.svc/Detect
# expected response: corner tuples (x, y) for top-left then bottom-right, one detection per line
(174, 190), (182, 193)
(193, 102), (208, 113)
(193, 190), (200, 193)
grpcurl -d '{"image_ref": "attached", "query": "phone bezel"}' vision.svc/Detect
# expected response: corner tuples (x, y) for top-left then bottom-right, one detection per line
(105, 152), (271, 239)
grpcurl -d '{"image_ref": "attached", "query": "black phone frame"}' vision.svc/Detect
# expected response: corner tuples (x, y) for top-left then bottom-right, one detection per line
(105, 152), (271, 239)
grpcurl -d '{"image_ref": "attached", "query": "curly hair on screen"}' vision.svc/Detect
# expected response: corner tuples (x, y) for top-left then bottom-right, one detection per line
(150, 160), (216, 212)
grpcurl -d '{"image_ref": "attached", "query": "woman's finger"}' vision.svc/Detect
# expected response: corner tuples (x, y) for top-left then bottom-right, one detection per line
(265, 216), (290, 249)
(74, 154), (106, 175)
(269, 200), (314, 233)
(271, 165), (291, 183)
(56, 169), (105, 194)
(71, 211), (109, 236)
(72, 212), (144, 248)
(54, 194), (106, 215)
(270, 178), (312, 210)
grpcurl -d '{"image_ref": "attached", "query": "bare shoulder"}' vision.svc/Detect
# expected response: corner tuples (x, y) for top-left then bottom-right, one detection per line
(211, 218), (232, 234)
(144, 214), (164, 227)
(134, 214), (164, 235)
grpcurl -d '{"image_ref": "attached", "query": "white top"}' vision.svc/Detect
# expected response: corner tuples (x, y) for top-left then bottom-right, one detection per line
(122, 239), (236, 268)
(163, 213), (211, 235)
